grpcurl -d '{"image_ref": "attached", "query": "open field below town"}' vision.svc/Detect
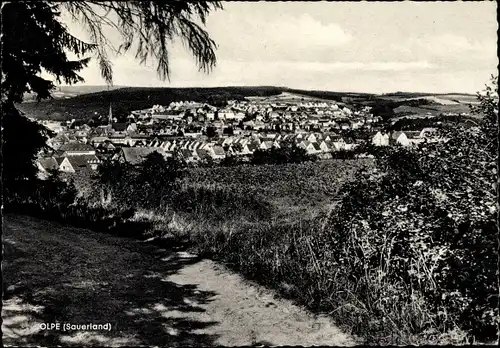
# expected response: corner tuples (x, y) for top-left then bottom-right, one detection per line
(180, 159), (375, 221)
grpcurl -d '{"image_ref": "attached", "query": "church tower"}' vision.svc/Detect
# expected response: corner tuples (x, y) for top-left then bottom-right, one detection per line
(108, 103), (113, 125)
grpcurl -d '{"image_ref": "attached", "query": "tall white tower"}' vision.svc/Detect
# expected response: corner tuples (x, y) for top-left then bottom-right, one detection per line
(108, 103), (113, 125)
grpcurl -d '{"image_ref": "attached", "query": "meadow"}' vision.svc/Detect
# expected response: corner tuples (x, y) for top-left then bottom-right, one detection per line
(180, 159), (375, 220)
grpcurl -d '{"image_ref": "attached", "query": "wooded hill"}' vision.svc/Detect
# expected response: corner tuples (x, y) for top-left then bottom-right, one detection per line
(17, 85), (475, 123)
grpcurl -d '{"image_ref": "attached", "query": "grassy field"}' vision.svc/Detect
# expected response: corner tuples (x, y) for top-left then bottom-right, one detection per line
(180, 159), (375, 221)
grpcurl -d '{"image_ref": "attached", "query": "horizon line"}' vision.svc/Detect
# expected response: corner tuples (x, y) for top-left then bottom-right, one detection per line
(54, 84), (476, 96)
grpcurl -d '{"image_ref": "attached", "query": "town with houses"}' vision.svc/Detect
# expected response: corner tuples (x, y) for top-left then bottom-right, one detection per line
(34, 94), (441, 179)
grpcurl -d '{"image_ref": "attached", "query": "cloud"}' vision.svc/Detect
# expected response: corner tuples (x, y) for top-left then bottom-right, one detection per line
(283, 61), (434, 72)
(392, 34), (497, 61)
(52, 2), (496, 94)
(206, 12), (352, 62)
(424, 34), (496, 54)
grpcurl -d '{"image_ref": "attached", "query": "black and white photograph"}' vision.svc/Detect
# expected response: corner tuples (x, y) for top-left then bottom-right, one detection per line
(2, 1), (499, 346)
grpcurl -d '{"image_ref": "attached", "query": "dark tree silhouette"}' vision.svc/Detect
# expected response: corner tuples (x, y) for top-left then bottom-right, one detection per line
(206, 126), (217, 138)
(1, 1), (221, 192)
(222, 126), (234, 135)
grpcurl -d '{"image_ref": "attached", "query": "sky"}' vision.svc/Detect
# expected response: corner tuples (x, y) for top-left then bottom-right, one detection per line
(58, 1), (498, 94)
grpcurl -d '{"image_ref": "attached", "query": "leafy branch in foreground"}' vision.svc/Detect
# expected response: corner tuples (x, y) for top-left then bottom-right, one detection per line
(62, 1), (222, 84)
(2, 0), (220, 189)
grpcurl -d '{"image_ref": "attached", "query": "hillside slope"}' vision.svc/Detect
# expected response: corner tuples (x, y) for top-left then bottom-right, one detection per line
(17, 86), (285, 121)
(16, 85), (476, 122)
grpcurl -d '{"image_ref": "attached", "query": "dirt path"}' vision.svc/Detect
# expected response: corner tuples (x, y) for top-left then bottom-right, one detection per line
(2, 214), (356, 346)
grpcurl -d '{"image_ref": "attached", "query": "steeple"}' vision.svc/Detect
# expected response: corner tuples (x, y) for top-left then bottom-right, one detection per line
(108, 103), (113, 125)
(107, 85), (112, 125)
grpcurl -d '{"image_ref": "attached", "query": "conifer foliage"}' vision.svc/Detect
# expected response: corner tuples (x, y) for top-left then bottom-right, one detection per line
(1, 1), (221, 189)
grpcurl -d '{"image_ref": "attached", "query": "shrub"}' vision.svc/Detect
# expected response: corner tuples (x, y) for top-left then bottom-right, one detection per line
(97, 152), (186, 211)
(327, 76), (499, 342)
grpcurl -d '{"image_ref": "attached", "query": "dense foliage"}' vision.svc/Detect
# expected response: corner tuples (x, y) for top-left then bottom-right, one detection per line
(2, 105), (52, 185)
(97, 152), (187, 211)
(328, 76), (499, 341)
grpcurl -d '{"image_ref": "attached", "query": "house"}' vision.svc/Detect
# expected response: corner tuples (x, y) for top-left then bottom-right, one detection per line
(107, 133), (127, 145)
(126, 134), (150, 147)
(310, 142), (322, 154)
(112, 122), (128, 134)
(318, 140), (331, 152)
(391, 131), (411, 146)
(189, 141), (204, 151)
(249, 135), (262, 145)
(36, 157), (60, 179)
(259, 141), (275, 150)
(207, 145), (226, 160)
(102, 142), (116, 152)
(160, 140), (171, 149)
(372, 131), (390, 146)
(299, 141), (320, 155)
(222, 137), (235, 147)
(234, 112), (245, 121)
(58, 157), (75, 173)
(58, 142), (96, 156)
(405, 131), (424, 146)
(419, 127), (438, 138)
(305, 133), (317, 143)
(146, 138), (165, 147)
(115, 147), (167, 165)
(338, 121), (351, 130)
(254, 121), (265, 130)
(330, 137), (347, 151)
(90, 136), (109, 147)
(126, 123), (138, 133)
(242, 143), (258, 155)
(58, 155), (101, 174)
(95, 125), (112, 136)
(184, 130), (202, 138)
(323, 134), (336, 142)
(351, 120), (364, 129)
(219, 110), (235, 120)
(48, 133), (72, 149)
(41, 120), (64, 134)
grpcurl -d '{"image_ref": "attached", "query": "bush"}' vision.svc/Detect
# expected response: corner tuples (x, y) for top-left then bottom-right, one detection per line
(97, 152), (186, 211)
(326, 77), (499, 342)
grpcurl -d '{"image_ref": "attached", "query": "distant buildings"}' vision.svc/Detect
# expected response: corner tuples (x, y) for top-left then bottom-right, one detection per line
(34, 96), (447, 179)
